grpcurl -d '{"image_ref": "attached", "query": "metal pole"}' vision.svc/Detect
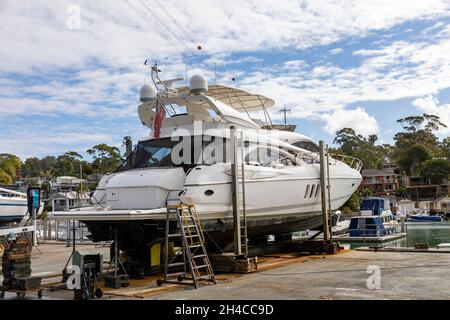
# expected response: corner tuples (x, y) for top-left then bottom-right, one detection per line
(230, 126), (242, 255)
(240, 131), (247, 254)
(184, 48), (188, 85)
(32, 207), (37, 246)
(326, 145), (332, 240)
(319, 141), (331, 241)
(114, 227), (118, 279)
(72, 220), (76, 252)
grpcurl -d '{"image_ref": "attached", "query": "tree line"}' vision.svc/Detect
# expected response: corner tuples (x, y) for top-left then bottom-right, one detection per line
(0, 144), (123, 185)
(332, 114), (449, 178)
(1, 113), (449, 188)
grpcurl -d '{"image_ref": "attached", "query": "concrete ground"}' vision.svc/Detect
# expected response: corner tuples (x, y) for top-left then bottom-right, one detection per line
(153, 250), (450, 300)
(2, 243), (450, 300)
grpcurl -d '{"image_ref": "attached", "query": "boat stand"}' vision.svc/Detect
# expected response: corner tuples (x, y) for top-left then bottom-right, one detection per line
(104, 225), (129, 289)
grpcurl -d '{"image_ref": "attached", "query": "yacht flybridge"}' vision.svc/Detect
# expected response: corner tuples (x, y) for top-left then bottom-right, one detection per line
(52, 69), (362, 272)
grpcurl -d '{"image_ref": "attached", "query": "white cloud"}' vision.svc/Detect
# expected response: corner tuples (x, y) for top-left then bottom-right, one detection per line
(0, 0), (449, 74)
(2, 0), (450, 155)
(329, 48), (343, 55)
(321, 107), (380, 136)
(412, 95), (450, 136)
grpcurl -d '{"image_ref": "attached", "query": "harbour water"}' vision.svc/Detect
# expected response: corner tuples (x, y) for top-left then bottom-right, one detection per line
(349, 221), (450, 249)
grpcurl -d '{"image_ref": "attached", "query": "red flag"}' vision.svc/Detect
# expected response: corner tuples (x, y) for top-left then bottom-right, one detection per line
(154, 98), (166, 140)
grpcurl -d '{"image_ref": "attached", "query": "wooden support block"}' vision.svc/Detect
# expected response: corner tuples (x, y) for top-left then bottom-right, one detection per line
(209, 253), (257, 273)
(414, 243), (429, 249)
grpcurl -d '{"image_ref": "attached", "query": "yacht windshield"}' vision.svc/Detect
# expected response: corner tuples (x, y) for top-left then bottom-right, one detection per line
(117, 138), (177, 172)
(116, 136), (229, 172)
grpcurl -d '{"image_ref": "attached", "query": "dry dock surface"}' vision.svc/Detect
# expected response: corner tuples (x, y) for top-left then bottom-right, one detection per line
(153, 250), (450, 300)
(2, 243), (450, 300)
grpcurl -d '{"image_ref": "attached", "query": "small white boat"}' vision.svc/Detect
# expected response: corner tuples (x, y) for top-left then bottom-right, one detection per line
(0, 187), (29, 225)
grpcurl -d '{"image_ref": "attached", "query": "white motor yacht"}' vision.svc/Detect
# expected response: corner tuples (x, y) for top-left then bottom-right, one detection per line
(52, 71), (362, 270)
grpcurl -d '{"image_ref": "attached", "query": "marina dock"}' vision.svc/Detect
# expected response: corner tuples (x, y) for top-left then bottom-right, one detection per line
(1, 242), (450, 300)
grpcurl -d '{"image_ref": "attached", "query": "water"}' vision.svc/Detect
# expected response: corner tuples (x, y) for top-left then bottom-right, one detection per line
(349, 221), (450, 249)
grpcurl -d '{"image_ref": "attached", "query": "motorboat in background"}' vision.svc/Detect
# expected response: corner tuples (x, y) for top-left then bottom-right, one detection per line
(408, 210), (444, 222)
(0, 187), (44, 226)
(0, 187), (29, 225)
(359, 197), (398, 227)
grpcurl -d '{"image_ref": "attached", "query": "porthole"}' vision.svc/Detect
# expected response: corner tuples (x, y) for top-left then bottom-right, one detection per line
(205, 190), (214, 196)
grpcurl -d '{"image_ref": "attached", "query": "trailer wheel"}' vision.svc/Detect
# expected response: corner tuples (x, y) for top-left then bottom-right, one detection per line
(0, 287), (5, 299)
(16, 235), (32, 253)
(37, 289), (43, 298)
(156, 279), (162, 286)
(95, 288), (103, 299)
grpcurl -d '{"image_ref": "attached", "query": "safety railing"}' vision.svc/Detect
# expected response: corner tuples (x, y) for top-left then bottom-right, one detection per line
(329, 153), (363, 172)
(37, 218), (91, 243)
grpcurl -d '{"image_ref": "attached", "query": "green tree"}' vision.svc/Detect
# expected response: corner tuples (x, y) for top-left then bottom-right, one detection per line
(393, 114), (446, 175)
(394, 114), (446, 153)
(0, 153), (22, 181)
(342, 190), (360, 211)
(397, 144), (432, 176)
(362, 187), (372, 197)
(87, 144), (122, 174)
(40, 156), (57, 177)
(397, 185), (408, 198)
(441, 137), (450, 160)
(21, 157), (41, 177)
(333, 128), (390, 169)
(0, 169), (13, 184)
(333, 128), (363, 155)
(55, 151), (83, 177)
(420, 159), (450, 182)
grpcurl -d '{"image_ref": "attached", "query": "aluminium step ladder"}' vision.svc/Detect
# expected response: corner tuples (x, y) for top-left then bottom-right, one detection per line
(158, 204), (216, 289)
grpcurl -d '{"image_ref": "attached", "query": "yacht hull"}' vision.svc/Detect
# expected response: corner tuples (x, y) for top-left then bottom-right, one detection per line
(0, 198), (28, 224)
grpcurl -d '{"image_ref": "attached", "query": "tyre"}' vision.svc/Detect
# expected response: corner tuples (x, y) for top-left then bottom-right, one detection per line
(82, 290), (89, 300)
(0, 239), (10, 258)
(95, 288), (103, 299)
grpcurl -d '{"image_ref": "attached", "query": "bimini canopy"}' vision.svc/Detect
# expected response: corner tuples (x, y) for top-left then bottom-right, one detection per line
(176, 84), (275, 113)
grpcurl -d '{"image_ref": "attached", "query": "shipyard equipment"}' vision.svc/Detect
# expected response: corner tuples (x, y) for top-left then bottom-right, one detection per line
(72, 250), (103, 300)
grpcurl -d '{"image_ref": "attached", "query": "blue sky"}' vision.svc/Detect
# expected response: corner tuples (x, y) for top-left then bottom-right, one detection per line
(1, 0), (450, 160)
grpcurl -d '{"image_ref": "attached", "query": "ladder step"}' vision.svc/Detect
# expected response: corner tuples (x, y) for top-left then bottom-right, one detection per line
(197, 275), (215, 280)
(185, 234), (200, 238)
(192, 254), (206, 259)
(168, 262), (186, 267)
(182, 224), (197, 228)
(188, 244), (202, 248)
(193, 264), (208, 269)
(168, 234), (183, 237)
(166, 271), (186, 277)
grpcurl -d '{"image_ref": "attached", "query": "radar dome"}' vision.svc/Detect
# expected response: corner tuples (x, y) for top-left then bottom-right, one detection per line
(140, 84), (157, 102)
(189, 75), (208, 94)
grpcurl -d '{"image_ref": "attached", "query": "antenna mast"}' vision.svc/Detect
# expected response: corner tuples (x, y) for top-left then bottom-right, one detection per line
(280, 106), (291, 125)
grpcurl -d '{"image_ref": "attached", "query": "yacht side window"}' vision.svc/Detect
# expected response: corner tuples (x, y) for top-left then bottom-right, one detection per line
(245, 146), (278, 166)
(292, 140), (320, 153)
